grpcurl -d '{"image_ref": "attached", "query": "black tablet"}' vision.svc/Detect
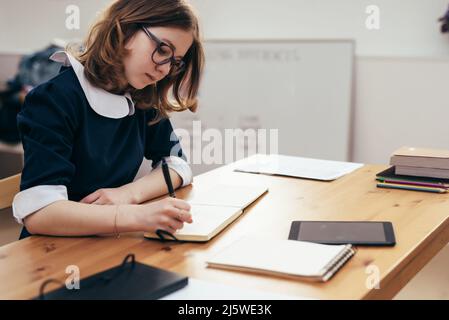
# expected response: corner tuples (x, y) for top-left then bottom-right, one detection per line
(289, 221), (396, 246)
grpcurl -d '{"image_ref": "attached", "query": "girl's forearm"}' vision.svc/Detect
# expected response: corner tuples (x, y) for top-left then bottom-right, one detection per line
(24, 200), (140, 237)
(123, 167), (182, 204)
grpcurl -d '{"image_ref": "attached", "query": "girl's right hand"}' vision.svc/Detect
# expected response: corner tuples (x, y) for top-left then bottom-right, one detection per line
(134, 197), (193, 234)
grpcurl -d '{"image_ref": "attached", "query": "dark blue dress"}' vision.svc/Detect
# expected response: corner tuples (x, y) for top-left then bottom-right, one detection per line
(16, 66), (185, 239)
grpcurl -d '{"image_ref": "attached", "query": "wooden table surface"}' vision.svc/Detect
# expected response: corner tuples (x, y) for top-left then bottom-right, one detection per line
(1, 162), (448, 300)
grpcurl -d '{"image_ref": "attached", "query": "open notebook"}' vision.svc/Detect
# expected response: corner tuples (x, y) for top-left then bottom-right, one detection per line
(207, 238), (355, 282)
(144, 185), (268, 242)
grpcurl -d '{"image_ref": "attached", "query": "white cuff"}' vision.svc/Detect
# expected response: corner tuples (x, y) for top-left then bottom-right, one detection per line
(155, 156), (193, 187)
(12, 185), (68, 224)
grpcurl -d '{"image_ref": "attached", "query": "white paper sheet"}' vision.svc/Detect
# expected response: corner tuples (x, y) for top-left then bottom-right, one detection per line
(234, 154), (364, 181)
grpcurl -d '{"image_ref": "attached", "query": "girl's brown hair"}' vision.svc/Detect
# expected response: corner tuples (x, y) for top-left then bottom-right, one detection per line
(71, 0), (204, 120)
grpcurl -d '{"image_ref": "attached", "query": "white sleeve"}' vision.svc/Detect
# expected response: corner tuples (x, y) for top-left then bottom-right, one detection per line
(12, 185), (68, 224)
(154, 156), (193, 187)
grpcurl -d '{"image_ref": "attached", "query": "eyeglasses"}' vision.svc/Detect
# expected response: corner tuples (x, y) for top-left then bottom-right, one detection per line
(141, 26), (186, 77)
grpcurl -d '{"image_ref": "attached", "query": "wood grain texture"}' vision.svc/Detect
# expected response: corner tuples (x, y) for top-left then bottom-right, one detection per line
(0, 164), (448, 300)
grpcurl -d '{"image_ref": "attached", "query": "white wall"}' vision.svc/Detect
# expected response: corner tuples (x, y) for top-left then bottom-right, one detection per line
(353, 56), (449, 164)
(1, 0), (448, 57)
(0, 0), (111, 54)
(192, 0), (449, 57)
(1, 0), (449, 164)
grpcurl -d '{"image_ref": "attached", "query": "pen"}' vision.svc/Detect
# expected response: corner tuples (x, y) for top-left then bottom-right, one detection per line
(161, 157), (176, 198)
(156, 158), (178, 242)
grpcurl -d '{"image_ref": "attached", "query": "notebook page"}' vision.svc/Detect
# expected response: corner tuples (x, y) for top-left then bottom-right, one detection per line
(176, 204), (242, 239)
(185, 185), (268, 208)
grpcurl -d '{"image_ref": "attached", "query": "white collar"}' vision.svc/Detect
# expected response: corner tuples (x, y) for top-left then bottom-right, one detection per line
(49, 51), (135, 119)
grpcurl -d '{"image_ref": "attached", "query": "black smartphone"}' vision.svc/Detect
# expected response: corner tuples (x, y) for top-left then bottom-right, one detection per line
(289, 221), (396, 246)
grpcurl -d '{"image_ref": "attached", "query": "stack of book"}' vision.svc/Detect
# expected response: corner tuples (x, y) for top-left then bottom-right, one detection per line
(391, 147), (449, 179)
(376, 147), (449, 193)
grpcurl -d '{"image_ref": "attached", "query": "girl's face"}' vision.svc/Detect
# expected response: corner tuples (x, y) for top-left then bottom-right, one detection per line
(124, 26), (194, 89)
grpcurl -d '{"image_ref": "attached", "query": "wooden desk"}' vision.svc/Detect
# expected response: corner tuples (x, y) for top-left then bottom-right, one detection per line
(0, 163), (448, 300)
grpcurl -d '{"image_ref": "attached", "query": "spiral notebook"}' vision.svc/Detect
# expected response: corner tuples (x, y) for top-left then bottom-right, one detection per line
(207, 238), (355, 282)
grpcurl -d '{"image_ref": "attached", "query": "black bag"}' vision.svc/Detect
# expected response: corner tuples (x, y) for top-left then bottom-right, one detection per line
(35, 254), (188, 300)
(0, 45), (62, 143)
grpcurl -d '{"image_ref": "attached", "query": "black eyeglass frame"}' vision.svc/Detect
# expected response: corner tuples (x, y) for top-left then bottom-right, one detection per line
(140, 25), (186, 76)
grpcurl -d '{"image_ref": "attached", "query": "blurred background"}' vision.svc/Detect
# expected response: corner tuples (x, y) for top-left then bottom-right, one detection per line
(0, 0), (448, 299)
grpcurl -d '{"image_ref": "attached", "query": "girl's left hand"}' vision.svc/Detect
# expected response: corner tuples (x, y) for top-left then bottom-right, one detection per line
(80, 186), (137, 205)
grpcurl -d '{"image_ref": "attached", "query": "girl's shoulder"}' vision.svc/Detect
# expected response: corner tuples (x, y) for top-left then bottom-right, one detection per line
(31, 66), (85, 101)
(21, 67), (86, 124)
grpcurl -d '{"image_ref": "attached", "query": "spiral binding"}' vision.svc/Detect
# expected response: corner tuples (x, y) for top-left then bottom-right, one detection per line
(321, 245), (356, 282)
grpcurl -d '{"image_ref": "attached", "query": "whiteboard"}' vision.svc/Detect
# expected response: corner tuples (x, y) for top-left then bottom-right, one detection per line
(170, 40), (355, 175)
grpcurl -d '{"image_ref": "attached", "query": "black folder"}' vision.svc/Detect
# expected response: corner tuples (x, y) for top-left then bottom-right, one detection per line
(36, 254), (188, 300)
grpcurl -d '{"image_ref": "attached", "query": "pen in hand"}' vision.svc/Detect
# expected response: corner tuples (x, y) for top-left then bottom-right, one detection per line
(156, 158), (180, 241)
(161, 158), (176, 198)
